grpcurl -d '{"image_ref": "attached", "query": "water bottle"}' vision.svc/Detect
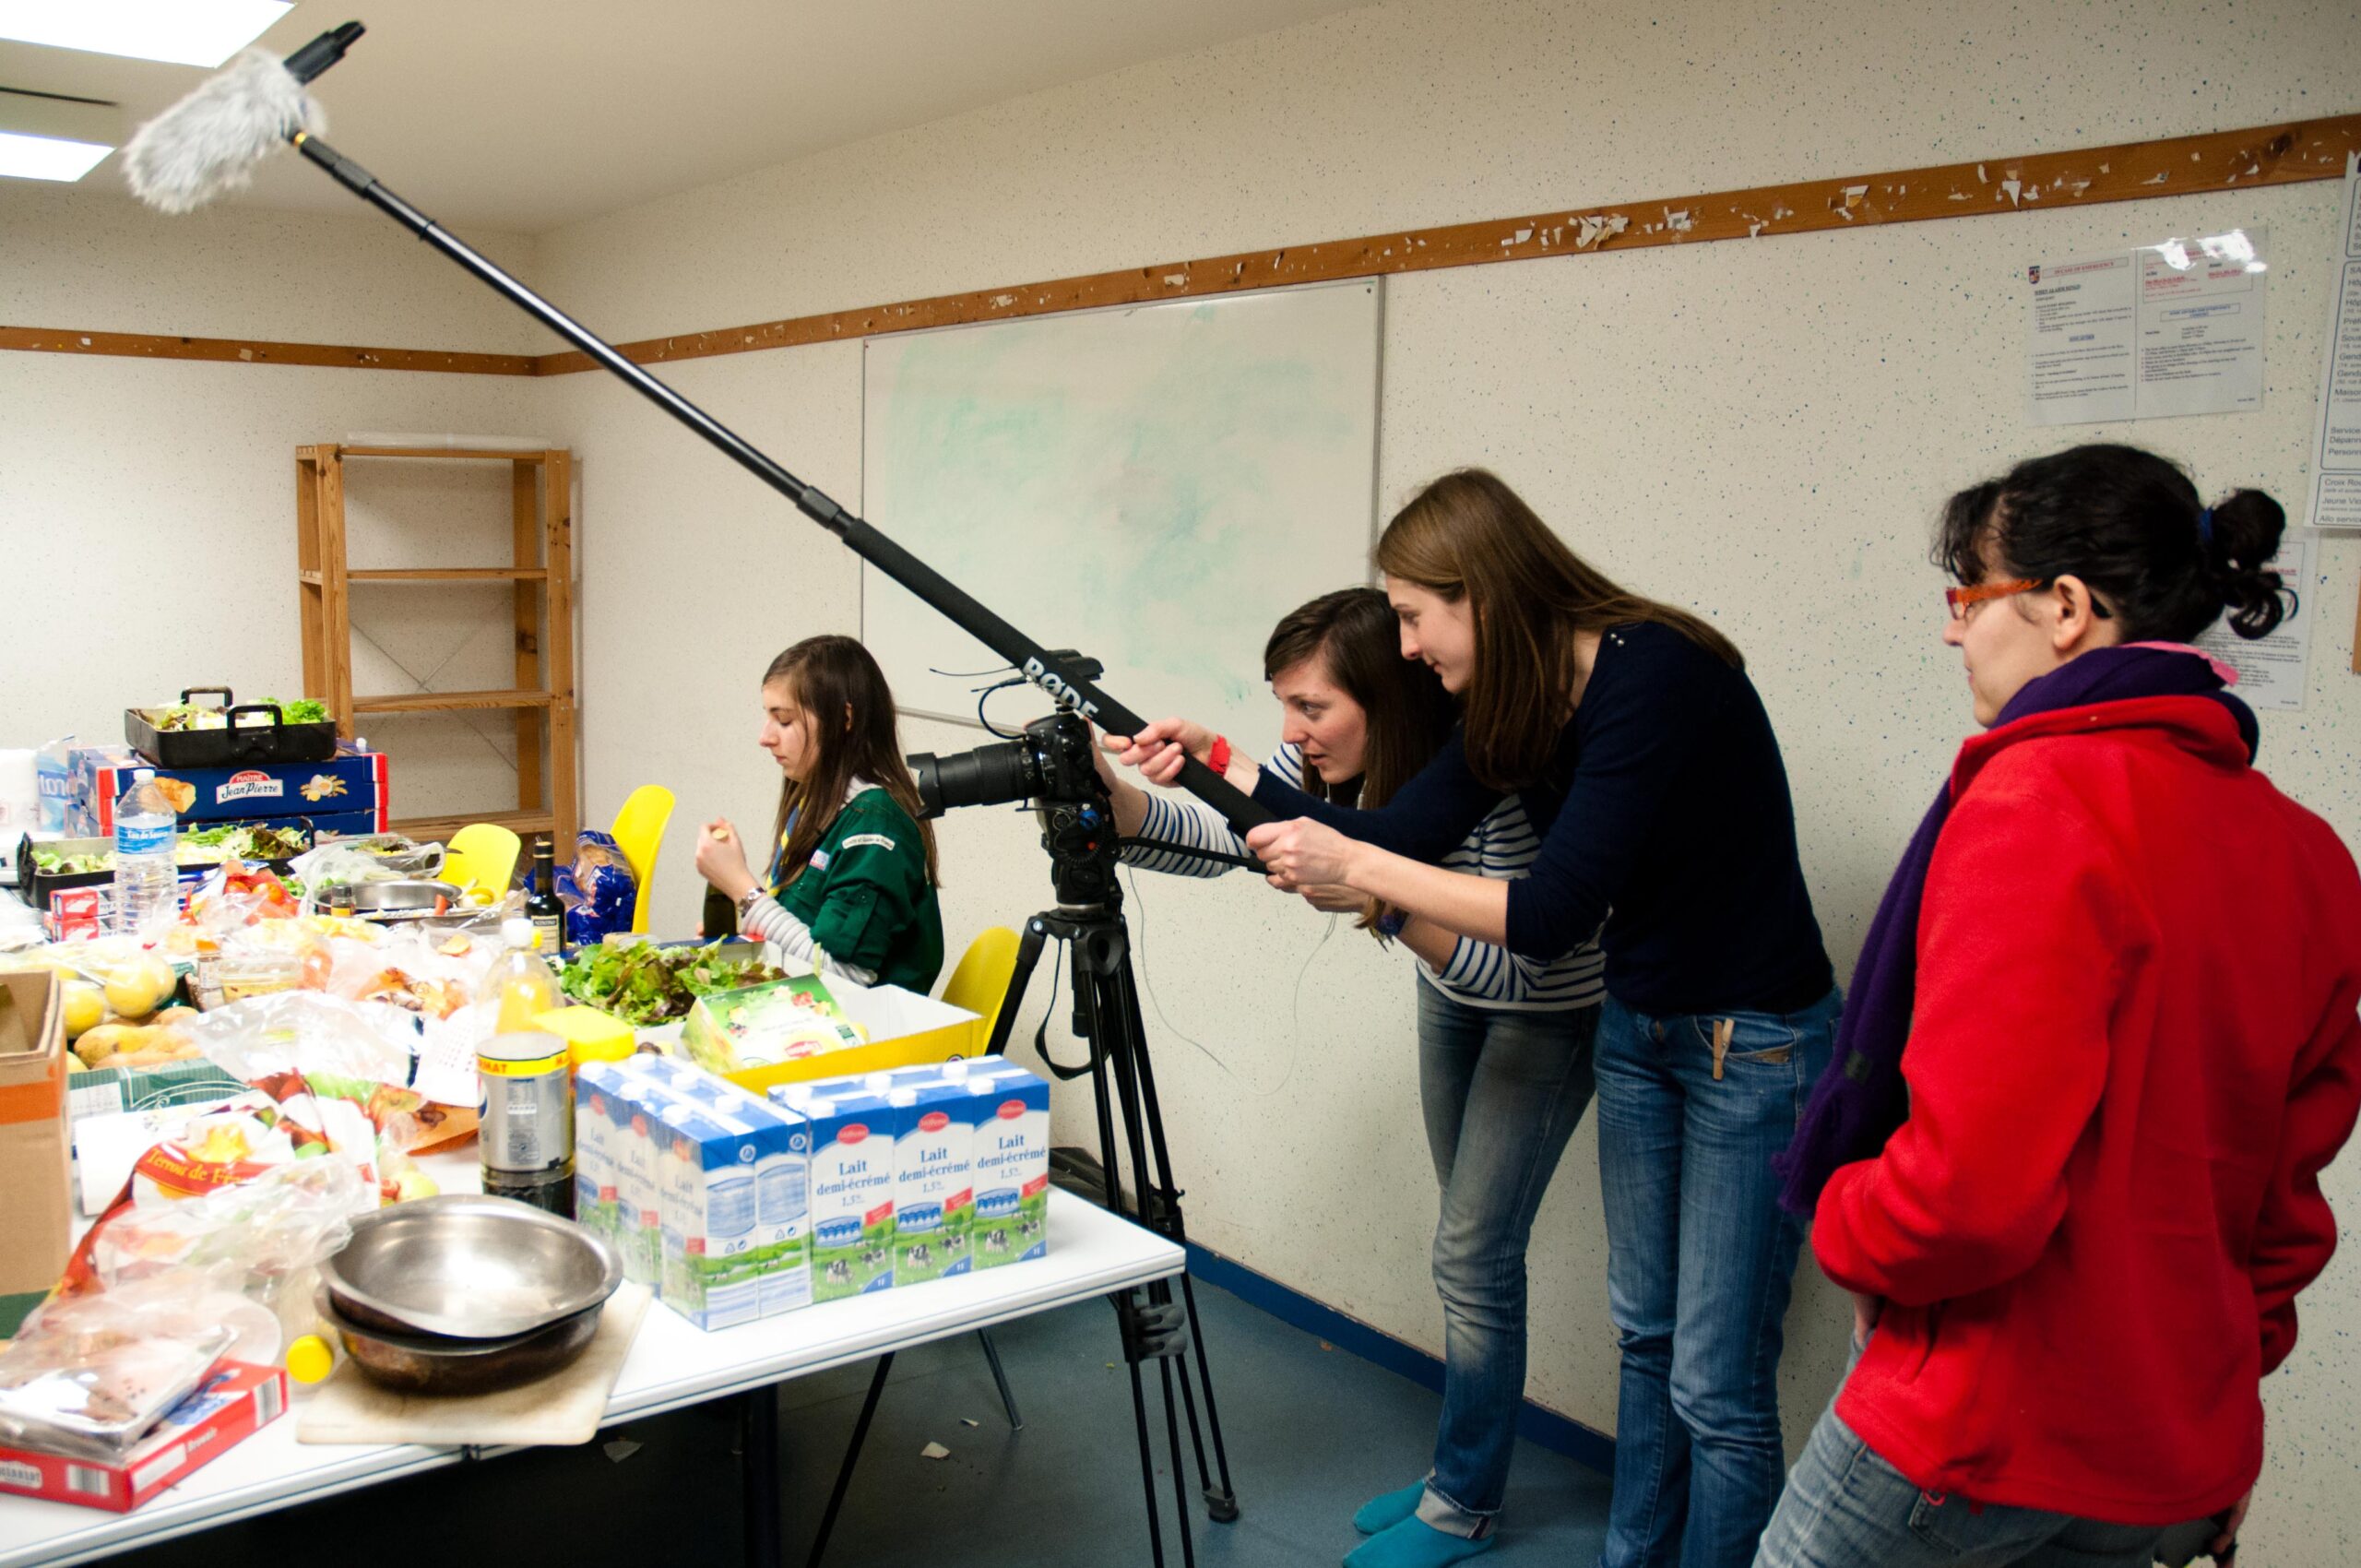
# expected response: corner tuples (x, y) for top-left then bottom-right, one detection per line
(113, 769), (181, 939)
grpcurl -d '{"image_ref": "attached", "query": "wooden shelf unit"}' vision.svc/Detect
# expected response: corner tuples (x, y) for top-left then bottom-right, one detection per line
(295, 445), (578, 849)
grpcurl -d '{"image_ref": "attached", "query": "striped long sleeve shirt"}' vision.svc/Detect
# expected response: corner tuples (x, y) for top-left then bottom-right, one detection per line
(1123, 744), (1604, 1013)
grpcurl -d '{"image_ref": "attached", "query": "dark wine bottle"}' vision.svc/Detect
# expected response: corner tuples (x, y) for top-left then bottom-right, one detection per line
(527, 837), (566, 956)
(702, 884), (740, 940)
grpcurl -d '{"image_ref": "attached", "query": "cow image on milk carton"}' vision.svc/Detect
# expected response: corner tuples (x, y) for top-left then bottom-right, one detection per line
(889, 1079), (975, 1284)
(656, 1102), (771, 1331)
(968, 1063), (1050, 1266)
(651, 1066), (812, 1316)
(781, 1081), (897, 1301)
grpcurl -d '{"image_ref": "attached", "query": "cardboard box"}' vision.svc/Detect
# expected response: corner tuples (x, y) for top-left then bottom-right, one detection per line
(704, 982), (984, 1097)
(0, 970), (71, 1301)
(69, 742), (388, 831)
(0, 1361), (287, 1513)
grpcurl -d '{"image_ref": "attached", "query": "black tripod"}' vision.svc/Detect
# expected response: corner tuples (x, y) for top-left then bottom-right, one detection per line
(983, 778), (1242, 1568)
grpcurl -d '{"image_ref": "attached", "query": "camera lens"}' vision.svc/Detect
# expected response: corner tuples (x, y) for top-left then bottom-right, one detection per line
(908, 739), (1039, 818)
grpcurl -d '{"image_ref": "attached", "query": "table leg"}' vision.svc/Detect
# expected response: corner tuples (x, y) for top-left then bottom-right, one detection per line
(742, 1384), (783, 1568)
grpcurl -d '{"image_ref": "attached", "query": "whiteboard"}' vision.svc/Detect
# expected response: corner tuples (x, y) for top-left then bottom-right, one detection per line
(860, 279), (1382, 738)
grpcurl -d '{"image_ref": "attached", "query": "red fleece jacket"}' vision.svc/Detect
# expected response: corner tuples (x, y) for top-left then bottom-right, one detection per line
(1815, 695), (2361, 1524)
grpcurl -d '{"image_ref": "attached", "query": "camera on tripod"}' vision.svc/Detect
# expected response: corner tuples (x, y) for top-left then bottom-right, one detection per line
(907, 654), (1118, 907)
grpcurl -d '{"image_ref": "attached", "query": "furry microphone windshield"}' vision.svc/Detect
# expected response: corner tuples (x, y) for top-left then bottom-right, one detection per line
(123, 46), (326, 214)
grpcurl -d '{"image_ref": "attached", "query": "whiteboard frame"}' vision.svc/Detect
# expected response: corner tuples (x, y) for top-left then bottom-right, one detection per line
(858, 276), (1387, 731)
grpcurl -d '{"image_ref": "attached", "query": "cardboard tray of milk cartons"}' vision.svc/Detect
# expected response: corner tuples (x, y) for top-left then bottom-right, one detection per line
(0, 969), (72, 1336)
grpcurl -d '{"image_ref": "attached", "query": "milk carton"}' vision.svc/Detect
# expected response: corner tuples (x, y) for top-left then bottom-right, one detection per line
(780, 1082), (897, 1301)
(573, 1062), (623, 1243)
(655, 1102), (772, 1331)
(889, 1079), (976, 1284)
(611, 1077), (682, 1287)
(967, 1063), (1050, 1267)
(647, 1064), (812, 1316)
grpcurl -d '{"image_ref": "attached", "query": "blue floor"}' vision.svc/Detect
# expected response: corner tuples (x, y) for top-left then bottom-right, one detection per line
(114, 1277), (1612, 1568)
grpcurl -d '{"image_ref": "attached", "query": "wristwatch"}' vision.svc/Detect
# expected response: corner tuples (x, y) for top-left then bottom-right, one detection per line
(736, 884), (767, 920)
(1376, 908), (1408, 940)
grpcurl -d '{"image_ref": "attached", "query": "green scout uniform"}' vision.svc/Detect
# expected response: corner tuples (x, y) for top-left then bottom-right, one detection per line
(769, 785), (943, 992)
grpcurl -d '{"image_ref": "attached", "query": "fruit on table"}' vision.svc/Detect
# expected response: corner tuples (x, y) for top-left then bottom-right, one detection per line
(104, 956), (175, 1020)
(63, 981), (105, 1039)
(72, 1023), (139, 1067)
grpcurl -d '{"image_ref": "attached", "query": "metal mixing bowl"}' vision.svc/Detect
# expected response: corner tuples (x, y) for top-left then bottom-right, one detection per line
(341, 879), (466, 921)
(314, 1285), (600, 1396)
(318, 1194), (623, 1341)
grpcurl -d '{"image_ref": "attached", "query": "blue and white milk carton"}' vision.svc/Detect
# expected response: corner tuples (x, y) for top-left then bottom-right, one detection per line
(967, 1063), (1050, 1267)
(888, 1078), (976, 1284)
(611, 1076), (682, 1288)
(777, 1080), (898, 1301)
(655, 1101), (771, 1331)
(648, 1065), (812, 1316)
(573, 1061), (626, 1244)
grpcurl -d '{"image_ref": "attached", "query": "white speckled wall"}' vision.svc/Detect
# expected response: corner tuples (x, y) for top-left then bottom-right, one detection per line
(531, 4), (2361, 1562)
(0, 184), (552, 823)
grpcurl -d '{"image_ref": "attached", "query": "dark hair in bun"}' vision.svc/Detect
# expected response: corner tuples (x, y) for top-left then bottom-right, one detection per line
(1935, 443), (2296, 643)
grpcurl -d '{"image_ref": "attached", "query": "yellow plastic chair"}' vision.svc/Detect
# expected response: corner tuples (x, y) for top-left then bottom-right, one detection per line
(440, 821), (521, 903)
(940, 926), (1021, 1054)
(609, 784), (675, 934)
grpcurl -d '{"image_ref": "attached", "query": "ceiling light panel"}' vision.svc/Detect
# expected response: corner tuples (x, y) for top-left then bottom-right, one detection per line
(0, 0), (293, 68)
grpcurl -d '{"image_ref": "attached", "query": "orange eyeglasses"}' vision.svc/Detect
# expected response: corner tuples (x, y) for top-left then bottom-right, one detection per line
(1944, 577), (2042, 620)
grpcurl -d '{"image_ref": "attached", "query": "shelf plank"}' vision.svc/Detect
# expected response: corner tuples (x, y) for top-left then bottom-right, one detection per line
(338, 446), (550, 461)
(348, 568), (550, 581)
(392, 810), (555, 845)
(352, 688), (554, 715)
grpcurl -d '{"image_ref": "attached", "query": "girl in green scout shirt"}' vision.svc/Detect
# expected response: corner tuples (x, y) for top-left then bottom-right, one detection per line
(694, 635), (946, 992)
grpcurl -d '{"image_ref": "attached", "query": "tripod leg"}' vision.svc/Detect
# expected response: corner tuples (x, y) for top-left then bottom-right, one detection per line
(1122, 1336), (1169, 1568)
(976, 1329), (1023, 1430)
(1158, 1357), (1200, 1568)
(804, 1353), (893, 1568)
(1111, 957), (1242, 1521)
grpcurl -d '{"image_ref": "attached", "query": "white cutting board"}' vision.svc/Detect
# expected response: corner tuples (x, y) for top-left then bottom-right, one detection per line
(297, 1283), (650, 1447)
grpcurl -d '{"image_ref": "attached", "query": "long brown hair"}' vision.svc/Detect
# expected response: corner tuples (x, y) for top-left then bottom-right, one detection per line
(765, 636), (940, 890)
(1263, 588), (1453, 810)
(1376, 469), (1741, 790)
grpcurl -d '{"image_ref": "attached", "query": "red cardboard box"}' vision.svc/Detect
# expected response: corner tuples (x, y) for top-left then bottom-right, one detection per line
(0, 1361), (286, 1513)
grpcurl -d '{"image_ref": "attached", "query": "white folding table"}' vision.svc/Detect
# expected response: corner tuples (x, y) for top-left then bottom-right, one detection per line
(0, 1181), (1181, 1568)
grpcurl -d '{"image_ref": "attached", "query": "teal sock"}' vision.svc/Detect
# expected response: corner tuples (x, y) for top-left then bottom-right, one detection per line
(1352, 1480), (1427, 1536)
(1343, 1516), (1496, 1568)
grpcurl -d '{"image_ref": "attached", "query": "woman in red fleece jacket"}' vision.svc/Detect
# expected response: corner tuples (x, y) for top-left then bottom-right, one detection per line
(1754, 444), (2361, 1568)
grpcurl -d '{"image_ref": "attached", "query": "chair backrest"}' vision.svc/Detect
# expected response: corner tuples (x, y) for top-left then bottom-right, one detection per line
(940, 926), (1022, 1053)
(442, 821), (521, 902)
(608, 783), (675, 934)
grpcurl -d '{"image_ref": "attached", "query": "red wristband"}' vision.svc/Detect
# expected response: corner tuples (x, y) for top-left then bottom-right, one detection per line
(1207, 735), (1231, 774)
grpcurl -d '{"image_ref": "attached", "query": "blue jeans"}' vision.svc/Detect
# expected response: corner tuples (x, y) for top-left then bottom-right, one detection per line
(1751, 1406), (2187, 1568)
(1415, 980), (1601, 1538)
(1595, 989), (1840, 1568)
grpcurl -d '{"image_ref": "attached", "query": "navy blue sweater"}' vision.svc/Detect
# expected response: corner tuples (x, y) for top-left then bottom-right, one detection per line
(1252, 621), (1833, 1016)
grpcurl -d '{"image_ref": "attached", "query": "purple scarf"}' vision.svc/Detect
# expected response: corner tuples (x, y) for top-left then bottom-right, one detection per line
(1774, 645), (2258, 1216)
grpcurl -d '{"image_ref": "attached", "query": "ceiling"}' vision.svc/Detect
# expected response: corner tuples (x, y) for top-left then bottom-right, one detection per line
(0, 0), (1369, 233)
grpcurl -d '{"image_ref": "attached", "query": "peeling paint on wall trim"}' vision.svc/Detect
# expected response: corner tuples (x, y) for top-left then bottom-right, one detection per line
(5, 113), (2354, 378)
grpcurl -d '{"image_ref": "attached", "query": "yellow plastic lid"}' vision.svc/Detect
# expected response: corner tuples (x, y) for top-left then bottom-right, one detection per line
(287, 1335), (336, 1384)
(533, 1004), (638, 1067)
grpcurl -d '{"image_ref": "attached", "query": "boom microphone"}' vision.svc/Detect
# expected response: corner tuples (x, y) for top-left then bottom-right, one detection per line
(114, 19), (1275, 839)
(121, 25), (362, 214)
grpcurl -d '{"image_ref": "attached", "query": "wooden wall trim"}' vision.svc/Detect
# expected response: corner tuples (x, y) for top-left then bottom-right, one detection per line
(0, 326), (536, 375)
(535, 113), (2360, 375)
(4, 113), (2353, 380)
